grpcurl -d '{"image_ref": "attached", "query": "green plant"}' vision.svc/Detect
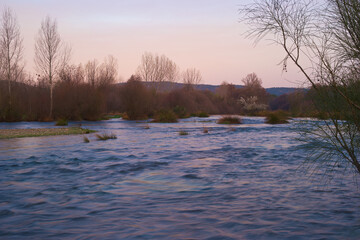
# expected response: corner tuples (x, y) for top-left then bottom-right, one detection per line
(197, 111), (209, 118)
(95, 133), (117, 141)
(55, 119), (68, 126)
(179, 130), (189, 136)
(173, 105), (189, 118)
(217, 116), (241, 124)
(265, 111), (289, 124)
(152, 110), (178, 123)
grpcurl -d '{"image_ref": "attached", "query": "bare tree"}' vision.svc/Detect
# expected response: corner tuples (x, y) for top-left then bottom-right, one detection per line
(136, 52), (179, 91)
(241, 0), (360, 176)
(0, 7), (24, 110)
(97, 55), (118, 87)
(242, 73), (262, 88)
(182, 68), (202, 88)
(34, 16), (68, 119)
(85, 59), (98, 87)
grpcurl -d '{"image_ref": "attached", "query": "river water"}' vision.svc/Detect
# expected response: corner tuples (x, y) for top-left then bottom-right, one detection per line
(0, 116), (359, 239)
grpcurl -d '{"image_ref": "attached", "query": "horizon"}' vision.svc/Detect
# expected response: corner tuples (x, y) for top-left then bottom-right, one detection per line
(1, 0), (307, 88)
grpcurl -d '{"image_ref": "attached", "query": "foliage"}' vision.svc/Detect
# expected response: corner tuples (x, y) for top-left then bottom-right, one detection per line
(55, 118), (68, 126)
(217, 116), (242, 124)
(179, 130), (189, 136)
(95, 133), (117, 141)
(265, 111), (289, 124)
(195, 111), (210, 118)
(0, 127), (94, 139)
(152, 109), (178, 123)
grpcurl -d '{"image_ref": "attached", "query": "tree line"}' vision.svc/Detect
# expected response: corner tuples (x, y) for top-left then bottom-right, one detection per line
(0, 6), (318, 122)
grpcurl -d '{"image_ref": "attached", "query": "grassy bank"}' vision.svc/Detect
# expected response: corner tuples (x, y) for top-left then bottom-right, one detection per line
(0, 127), (95, 139)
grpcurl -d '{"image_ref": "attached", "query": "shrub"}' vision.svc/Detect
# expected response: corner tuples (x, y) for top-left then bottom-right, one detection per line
(265, 110), (289, 124)
(173, 105), (189, 118)
(217, 116), (241, 124)
(95, 133), (117, 140)
(179, 130), (189, 135)
(152, 109), (178, 123)
(196, 111), (210, 118)
(55, 119), (68, 126)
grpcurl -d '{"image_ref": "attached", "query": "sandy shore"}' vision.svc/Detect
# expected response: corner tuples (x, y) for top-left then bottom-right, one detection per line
(0, 127), (95, 139)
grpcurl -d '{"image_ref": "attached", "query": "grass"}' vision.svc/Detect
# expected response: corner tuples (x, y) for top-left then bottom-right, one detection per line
(0, 127), (95, 139)
(55, 119), (68, 126)
(265, 111), (289, 124)
(179, 130), (189, 136)
(102, 114), (122, 120)
(217, 116), (242, 124)
(95, 133), (117, 141)
(152, 110), (178, 123)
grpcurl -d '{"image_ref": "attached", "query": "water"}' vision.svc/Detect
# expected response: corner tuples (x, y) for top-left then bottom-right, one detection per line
(0, 116), (359, 239)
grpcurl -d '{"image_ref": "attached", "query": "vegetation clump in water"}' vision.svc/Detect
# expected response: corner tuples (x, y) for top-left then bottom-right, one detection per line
(95, 133), (117, 141)
(265, 111), (289, 124)
(0, 127), (94, 139)
(152, 110), (178, 123)
(217, 116), (242, 124)
(55, 119), (68, 126)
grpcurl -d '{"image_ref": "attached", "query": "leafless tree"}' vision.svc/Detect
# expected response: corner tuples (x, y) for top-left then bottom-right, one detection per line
(241, 0), (360, 176)
(182, 68), (202, 88)
(136, 52), (179, 91)
(0, 7), (24, 109)
(85, 59), (98, 87)
(242, 73), (262, 88)
(97, 55), (118, 87)
(34, 16), (69, 119)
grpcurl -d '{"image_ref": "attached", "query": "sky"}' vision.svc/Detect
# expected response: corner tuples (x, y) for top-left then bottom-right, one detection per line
(1, 0), (307, 88)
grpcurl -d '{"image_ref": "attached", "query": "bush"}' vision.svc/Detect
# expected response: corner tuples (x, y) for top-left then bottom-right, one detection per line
(179, 130), (189, 135)
(191, 111), (209, 118)
(173, 105), (189, 118)
(55, 119), (68, 126)
(95, 133), (117, 140)
(265, 111), (289, 124)
(152, 109), (178, 123)
(203, 127), (209, 133)
(217, 116), (242, 124)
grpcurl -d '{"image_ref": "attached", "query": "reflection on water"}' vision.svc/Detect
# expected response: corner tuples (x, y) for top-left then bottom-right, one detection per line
(0, 116), (359, 239)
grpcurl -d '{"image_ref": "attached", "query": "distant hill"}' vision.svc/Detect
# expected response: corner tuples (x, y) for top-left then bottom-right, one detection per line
(120, 81), (303, 96)
(195, 84), (301, 96)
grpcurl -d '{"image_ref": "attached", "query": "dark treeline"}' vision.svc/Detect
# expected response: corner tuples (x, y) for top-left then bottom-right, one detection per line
(0, 66), (319, 122)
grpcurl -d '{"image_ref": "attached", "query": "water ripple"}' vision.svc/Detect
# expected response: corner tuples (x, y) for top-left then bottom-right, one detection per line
(0, 117), (359, 239)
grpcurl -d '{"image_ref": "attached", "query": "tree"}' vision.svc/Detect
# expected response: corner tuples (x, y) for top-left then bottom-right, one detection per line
(136, 52), (179, 92)
(182, 68), (202, 88)
(241, 0), (360, 176)
(0, 7), (24, 113)
(34, 16), (69, 120)
(242, 72), (262, 88)
(85, 59), (98, 87)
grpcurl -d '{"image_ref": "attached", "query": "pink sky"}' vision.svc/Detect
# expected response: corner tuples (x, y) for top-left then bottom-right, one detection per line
(2, 0), (306, 88)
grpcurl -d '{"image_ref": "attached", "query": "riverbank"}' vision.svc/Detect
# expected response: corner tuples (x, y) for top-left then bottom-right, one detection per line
(0, 127), (95, 139)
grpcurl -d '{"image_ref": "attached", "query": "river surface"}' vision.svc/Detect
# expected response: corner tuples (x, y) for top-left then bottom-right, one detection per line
(0, 116), (359, 239)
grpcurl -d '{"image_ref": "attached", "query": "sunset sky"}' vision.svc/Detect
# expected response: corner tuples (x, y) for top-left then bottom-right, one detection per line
(2, 0), (306, 88)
